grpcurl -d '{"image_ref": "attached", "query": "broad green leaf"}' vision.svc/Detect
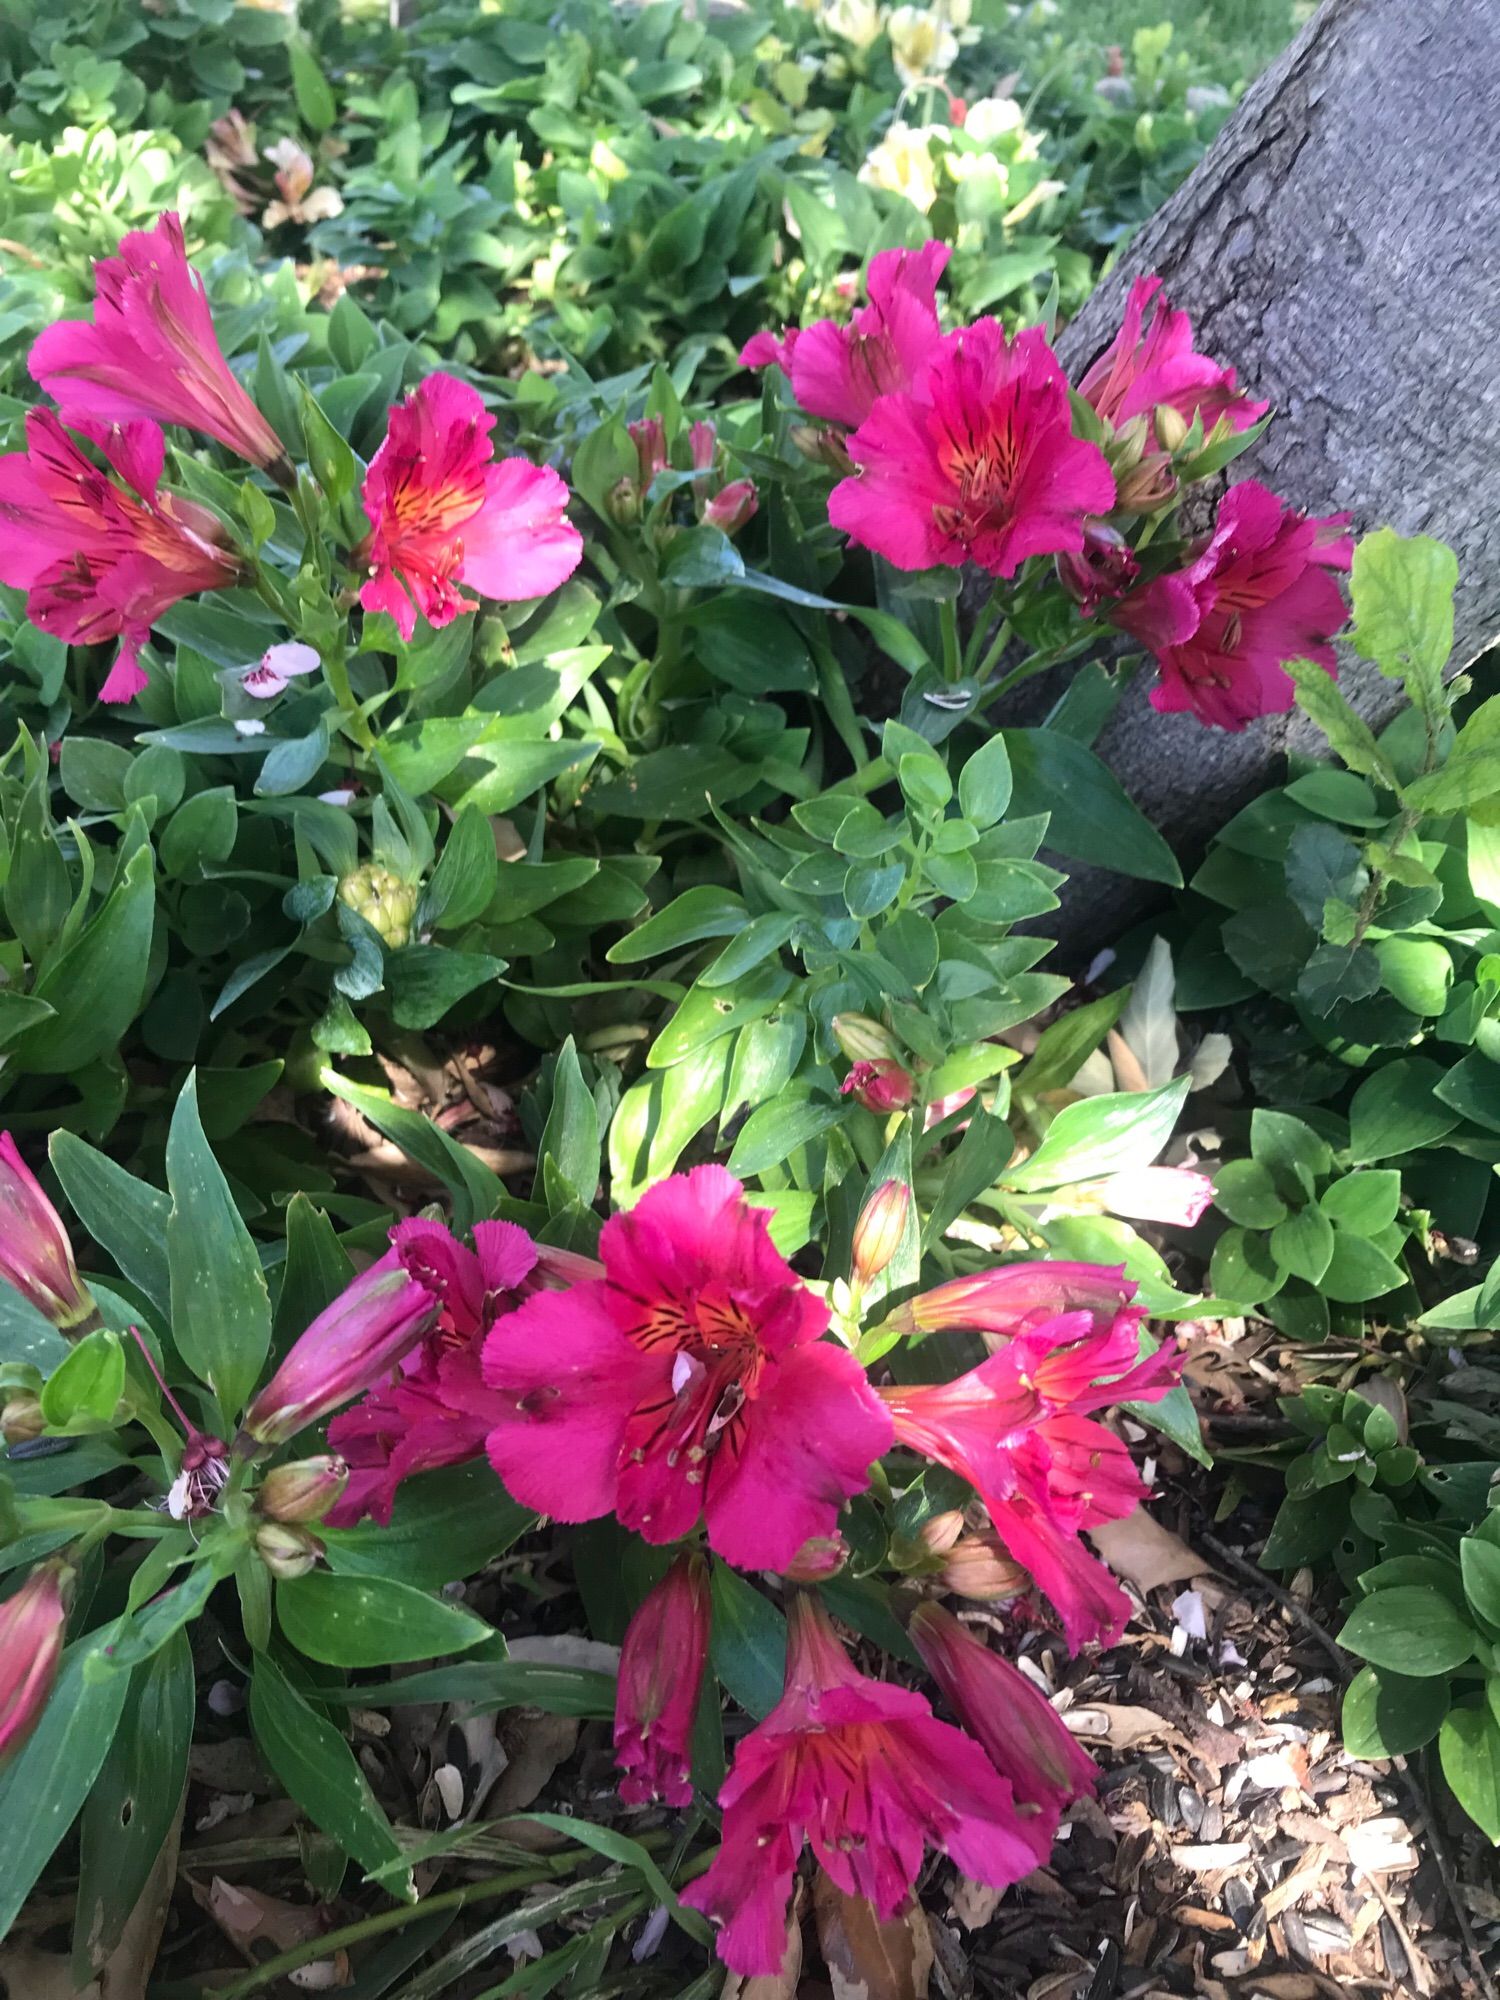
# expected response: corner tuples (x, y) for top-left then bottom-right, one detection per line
(607, 886), (747, 964)
(49, 1133), (171, 1319)
(165, 1072), (272, 1420)
(1211, 1159), (1288, 1229)
(1321, 1231), (1406, 1303)
(277, 1572), (494, 1667)
(249, 1655), (409, 1890)
(1337, 1586), (1474, 1675)
(1463, 1536), (1500, 1628)
(538, 1037), (601, 1209)
(420, 806), (498, 931)
(1013, 989), (1129, 1099)
(321, 1463), (535, 1588)
(1005, 1076), (1188, 1191)
(957, 735), (1013, 829)
(1319, 1170), (1401, 1236)
(39, 1329), (124, 1431)
(1440, 1705), (1500, 1843)
(14, 846), (155, 1074)
(1349, 527), (1456, 713)
(709, 1560), (785, 1719)
(1348, 1057), (1460, 1162)
(1003, 729), (1180, 885)
(1341, 1664), (1448, 1759)
(1286, 664), (1400, 786)
(727, 1095), (846, 1177)
(0, 1287), (69, 1371)
(1269, 1204), (1335, 1286)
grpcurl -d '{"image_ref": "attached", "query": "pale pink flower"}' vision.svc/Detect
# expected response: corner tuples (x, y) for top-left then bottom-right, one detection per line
(0, 412), (239, 701)
(1078, 275), (1268, 437)
(614, 1553), (710, 1807)
(683, 1591), (1051, 1974)
(702, 478), (757, 535)
(1088, 1165), (1214, 1226)
(481, 1165), (892, 1570)
(358, 372), (582, 641)
(741, 242), (950, 430)
(30, 212), (289, 474)
(829, 321), (1115, 576)
(242, 641), (321, 698)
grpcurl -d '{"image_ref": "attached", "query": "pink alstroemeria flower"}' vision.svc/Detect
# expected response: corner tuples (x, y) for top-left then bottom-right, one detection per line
(0, 412), (239, 701)
(30, 213), (289, 475)
(683, 1590), (1050, 1975)
(614, 1552), (711, 1807)
(1113, 479), (1353, 731)
(358, 372), (583, 641)
(741, 242), (949, 430)
(0, 1561), (71, 1765)
(1078, 275), (1269, 439)
(1085, 1165), (1215, 1227)
(883, 1259), (1140, 1342)
(909, 1602), (1098, 1818)
(841, 1058), (915, 1114)
(829, 321), (1116, 577)
(326, 1216), (549, 1526)
(481, 1165), (893, 1571)
(882, 1289), (1181, 1648)
(0, 1131), (96, 1334)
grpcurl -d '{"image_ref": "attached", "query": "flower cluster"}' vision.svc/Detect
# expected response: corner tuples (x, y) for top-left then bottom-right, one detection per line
(0, 212), (581, 700)
(743, 249), (1350, 730)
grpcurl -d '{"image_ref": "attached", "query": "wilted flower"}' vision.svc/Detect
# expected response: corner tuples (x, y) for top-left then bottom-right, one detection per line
(841, 1059), (916, 1114)
(0, 1133), (96, 1333)
(30, 212), (290, 476)
(242, 1250), (439, 1446)
(0, 1561), (71, 1765)
(852, 1179), (912, 1285)
(829, 321), (1115, 577)
(0, 412), (239, 702)
(936, 1528), (1029, 1600)
(482, 1165), (892, 1571)
(683, 1591), (1051, 1974)
(262, 136), (344, 229)
(858, 122), (946, 214)
(257, 1454), (350, 1524)
(1113, 479), (1352, 731)
(359, 371), (582, 640)
(887, 5), (958, 84)
(614, 1554), (710, 1806)
(166, 1433), (231, 1521)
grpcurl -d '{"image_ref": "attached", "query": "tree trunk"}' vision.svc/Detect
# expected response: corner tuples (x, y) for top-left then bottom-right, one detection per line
(1038, 0), (1500, 948)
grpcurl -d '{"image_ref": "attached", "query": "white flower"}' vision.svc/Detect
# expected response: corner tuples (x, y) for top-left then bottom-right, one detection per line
(961, 94), (1024, 144)
(233, 718), (267, 737)
(242, 641), (322, 698)
(859, 122), (945, 213)
(886, 5), (957, 83)
(819, 0), (884, 49)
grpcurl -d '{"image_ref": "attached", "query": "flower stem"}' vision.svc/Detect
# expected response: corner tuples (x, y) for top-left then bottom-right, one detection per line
(939, 596), (961, 683)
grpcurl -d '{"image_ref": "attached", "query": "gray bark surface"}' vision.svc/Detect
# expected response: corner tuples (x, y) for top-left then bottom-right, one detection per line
(1032, 0), (1500, 949)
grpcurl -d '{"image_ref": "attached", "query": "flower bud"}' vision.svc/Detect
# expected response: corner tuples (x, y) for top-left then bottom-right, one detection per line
(338, 864), (418, 948)
(781, 1534), (849, 1583)
(1153, 403), (1191, 454)
(1056, 521), (1139, 617)
(688, 420), (718, 474)
(790, 424), (854, 474)
(627, 417), (668, 485)
(1113, 450), (1178, 516)
(914, 1509), (965, 1558)
(0, 1391), (44, 1445)
(254, 1521), (324, 1580)
(0, 1560), (72, 1764)
(605, 476), (642, 525)
(831, 1014), (901, 1065)
(852, 1180), (912, 1285)
(257, 1454), (350, 1524)
(615, 1554), (710, 1806)
(242, 1250), (438, 1446)
(938, 1532), (1029, 1601)
(702, 478), (758, 536)
(840, 1059), (915, 1115)
(0, 1133), (97, 1335)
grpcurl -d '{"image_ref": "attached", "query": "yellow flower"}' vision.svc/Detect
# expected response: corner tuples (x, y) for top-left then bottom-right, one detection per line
(886, 5), (957, 84)
(961, 95), (1024, 144)
(819, 0), (884, 50)
(858, 122), (945, 213)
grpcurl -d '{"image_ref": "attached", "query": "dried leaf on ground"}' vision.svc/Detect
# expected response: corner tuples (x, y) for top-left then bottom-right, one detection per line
(1090, 1508), (1207, 1593)
(813, 1873), (933, 2000)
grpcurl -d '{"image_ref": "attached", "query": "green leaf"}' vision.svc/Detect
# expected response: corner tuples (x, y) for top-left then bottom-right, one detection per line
(923, 1109), (1014, 1249)
(959, 736), (1013, 828)
(1349, 527), (1456, 710)
(709, 1560), (785, 1720)
(1349, 1057), (1460, 1162)
(606, 886), (746, 964)
(1337, 1586), (1475, 1674)
(1320, 1170), (1402, 1235)
(1269, 1204), (1335, 1285)
(277, 1572), (494, 1667)
(39, 1329), (124, 1431)
(1463, 1537), (1500, 1629)
(517, 1814), (711, 1946)
(249, 1655), (410, 1889)
(539, 1037), (600, 1208)
(72, 1630), (193, 1980)
(1321, 1231), (1406, 1303)
(165, 1072), (272, 1420)
(420, 805), (498, 931)
(1208, 1225), (1284, 1307)
(0, 1287), (69, 1371)
(1375, 936), (1451, 1018)
(329, 1660), (613, 1717)
(14, 846), (155, 1074)
(1211, 1159), (1288, 1229)
(320, 1070), (502, 1235)
(1403, 694), (1500, 814)
(1434, 1052), (1500, 1136)
(728, 1096), (846, 1177)
(1440, 1705), (1500, 1843)
(289, 33), (336, 131)
(1003, 729), (1181, 885)
(1012, 989), (1129, 1098)
(321, 1463), (535, 1588)
(1341, 1664), (1449, 1759)
(1285, 822), (1366, 928)
(49, 1133), (172, 1319)
(160, 787), (238, 879)
(384, 947), (505, 1031)
(0, 1625), (131, 1930)
(1004, 1077), (1188, 1191)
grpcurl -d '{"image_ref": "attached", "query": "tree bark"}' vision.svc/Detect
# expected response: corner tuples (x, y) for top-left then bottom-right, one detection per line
(1037, 0), (1500, 947)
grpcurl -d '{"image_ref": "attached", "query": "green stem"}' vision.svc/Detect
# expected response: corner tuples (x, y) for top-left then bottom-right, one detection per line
(939, 597), (961, 684)
(972, 618), (1013, 688)
(322, 645), (375, 753)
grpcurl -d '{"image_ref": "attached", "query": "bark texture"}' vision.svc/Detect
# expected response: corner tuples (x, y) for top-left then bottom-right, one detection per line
(1035, 0), (1500, 947)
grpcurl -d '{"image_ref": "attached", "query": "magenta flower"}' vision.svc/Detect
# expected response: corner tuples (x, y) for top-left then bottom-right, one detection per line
(841, 1058), (915, 1113)
(0, 1561), (71, 1765)
(1055, 520), (1140, 616)
(882, 1295), (1180, 1648)
(0, 1132), (95, 1333)
(910, 1603), (1098, 1818)
(30, 212), (289, 475)
(481, 1165), (892, 1570)
(615, 1553), (710, 1807)
(358, 372), (582, 641)
(326, 1217), (548, 1525)
(829, 321), (1115, 576)
(683, 1590), (1050, 1974)
(1114, 480), (1353, 730)
(242, 1250), (439, 1446)
(1078, 275), (1268, 439)
(702, 478), (757, 535)
(741, 241), (949, 429)
(0, 412), (239, 701)
(884, 1259), (1140, 1341)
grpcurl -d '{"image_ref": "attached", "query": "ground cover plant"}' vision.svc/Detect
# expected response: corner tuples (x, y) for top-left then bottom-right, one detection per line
(3, 0), (1500, 1995)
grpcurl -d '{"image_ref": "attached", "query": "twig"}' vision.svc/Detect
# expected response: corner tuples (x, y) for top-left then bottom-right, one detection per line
(1355, 1862), (1430, 1998)
(1398, 1761), (1499, 2000)
(1196, 1530), (1350, 1681)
